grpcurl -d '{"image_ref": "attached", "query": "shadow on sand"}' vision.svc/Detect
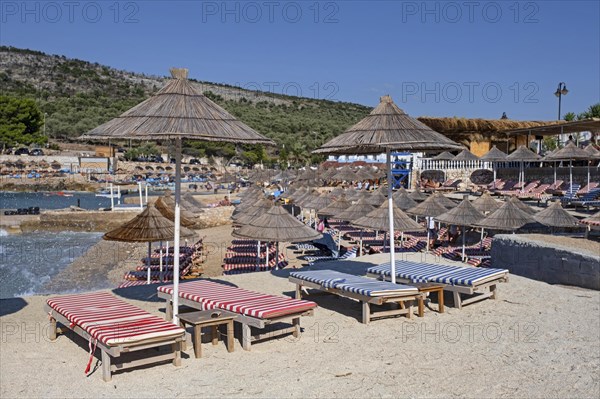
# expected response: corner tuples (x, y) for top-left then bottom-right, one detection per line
(0, 297), (28, 317)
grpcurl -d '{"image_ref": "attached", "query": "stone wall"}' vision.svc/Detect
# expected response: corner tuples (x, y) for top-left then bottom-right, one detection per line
(21, 210), (139, 232)
(491, 234), (600, 290)
(193, 206), (233, 229)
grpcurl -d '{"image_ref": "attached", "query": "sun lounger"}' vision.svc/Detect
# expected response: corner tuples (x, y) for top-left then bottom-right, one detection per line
(45, 291), (185, 382)
(289, 270), (421, 323)
(157, 280), (316, 350)
(366, 261), (509, 309)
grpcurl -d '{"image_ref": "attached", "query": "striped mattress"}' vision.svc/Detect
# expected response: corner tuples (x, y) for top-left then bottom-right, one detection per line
(290, 270), (418, 297)
(367, 261), (508, 286)
(158, 280), (316, 319)
(47, 292), (184, 346)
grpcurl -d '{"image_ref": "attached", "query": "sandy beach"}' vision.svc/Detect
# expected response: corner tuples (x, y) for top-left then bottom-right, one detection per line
(1, 251), (599, 398)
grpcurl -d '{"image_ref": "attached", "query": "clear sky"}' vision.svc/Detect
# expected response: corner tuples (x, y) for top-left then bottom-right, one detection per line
(1, 0), (599, 120)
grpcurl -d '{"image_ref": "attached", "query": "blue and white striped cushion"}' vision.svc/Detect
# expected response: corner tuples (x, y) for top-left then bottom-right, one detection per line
(369, 261), (461, 283)
(429, 267), (508, 286)
(290, 270), (417, 297)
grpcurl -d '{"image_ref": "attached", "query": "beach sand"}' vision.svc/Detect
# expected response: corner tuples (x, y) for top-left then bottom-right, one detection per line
(1, 252), (599, 398)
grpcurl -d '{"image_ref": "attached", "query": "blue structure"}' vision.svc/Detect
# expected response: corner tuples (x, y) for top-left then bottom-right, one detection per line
(390, 152), (413, 189)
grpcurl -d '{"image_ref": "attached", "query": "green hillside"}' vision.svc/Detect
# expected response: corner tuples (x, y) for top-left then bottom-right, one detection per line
(0, 46), (371, 164)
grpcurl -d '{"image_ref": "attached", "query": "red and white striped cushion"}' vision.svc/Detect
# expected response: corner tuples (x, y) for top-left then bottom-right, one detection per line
(158, 280), (316, 319)
(47, 292), (183, 346)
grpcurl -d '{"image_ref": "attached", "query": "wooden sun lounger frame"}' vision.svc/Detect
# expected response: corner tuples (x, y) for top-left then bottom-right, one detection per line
(157, 291), (314, 351)
(289, 276), (422, 324)
(366, 272), (508, 309)
(45, 303), (184, 382)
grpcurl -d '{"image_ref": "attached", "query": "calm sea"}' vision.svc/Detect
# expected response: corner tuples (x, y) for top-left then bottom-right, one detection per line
(0, 191), (116, 210)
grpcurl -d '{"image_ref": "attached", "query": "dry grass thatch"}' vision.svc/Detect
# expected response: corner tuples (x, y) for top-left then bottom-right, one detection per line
(533, 201), (580, 228)
(353, 202), (425, 232)
(507, 145), (541, 161)
(314, 95), (464, 155)
(232, 206), (322, 242)
(453, 149), (479, 161)
(433, 192), (458, 208)
(475, 200), (536, 231)
(432, 151), (455, 160)
(436, 199), (485, 226)
(393, 191), (418, 211)
(407, 195), (448, 217)
(318, 195), (352, 217)
(154, 196), (197, 227)
(544, 141), (592, 161)
(103, 204), (195, 242)
(472, 192), (502, 214)
(417, 117), (562, 134)
(334, 198), (376, 222)
(81, 68), (275, 145)
(408, 189), (428, 201)
(479, 145), (508, 161)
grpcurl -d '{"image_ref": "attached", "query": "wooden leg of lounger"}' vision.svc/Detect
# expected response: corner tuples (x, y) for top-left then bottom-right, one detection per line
(453, 291), (462, 309)
(211, 325), (218, 345)
(242, 324), (251, 351)
(165, 300), (173, 321)
(292, 317), (300, 338)
(362, 301), (370, 324)
(172, 341), (182, 366)
(438, 290), (445, 313)
(49, 317), (57, 341)
(193, 325), (202, 358)
(490, 284), (497, 300)
(418, 297), (424, 317)
(295, 284), (302, 299)
(226, 321), (234, 353)
(101, 350), (111, 382)
(407, 304), (413, 319)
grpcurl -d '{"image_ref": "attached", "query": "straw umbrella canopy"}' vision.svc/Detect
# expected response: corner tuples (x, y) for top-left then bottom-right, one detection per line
(545, 141), (594, 192)
(433, 151), (455, 161)
(508, 196), (537, 215)
(580, 210), (600, 227)
(433, 192), (458, 208)
(533, 201), (580, 228)
(393, 191), (418, 211)
(435, 199), (485, 259)
(334, 198), (375, 222)
(155, 196), (197, 227)
(318, 195), (352, 217)
(233, 206), (322, 268)
(364, 190), (387, 207)
(329, 187), (347, 198)
(305, 191), (335, 211)
(232, 197), (272, 221)
(407, 194), (448, 251)
(354, 167), (375, 181)
(507, 145), (542, 192)
(479, 146), (508, 189)
(332, 166), (358, 182)
(81, 68), (274, 323)
(472, 192), (501, 215)
(474, 200), (535, 231)
(313, 95), (463, 283)
(453, 149), (479, 161)
(584, 144), (600, 158)
(319, 167), (338, 181)
(408, 188), (428, 201)
(104, 204), (195, 284)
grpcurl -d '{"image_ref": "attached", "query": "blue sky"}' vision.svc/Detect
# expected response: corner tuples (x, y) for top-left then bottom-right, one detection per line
(1, 1), (599, 120)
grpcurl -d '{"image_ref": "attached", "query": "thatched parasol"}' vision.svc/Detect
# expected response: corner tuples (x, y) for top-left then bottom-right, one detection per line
(364, 190), (387, 207)
(453, 149), (479, 161)
(319, 167), (338, 181)
(580, 210), (600, 226)
(155, 196), (197, 227)
(474, 199), (535, 231)
(354, 202), (424, 232)
(433, 151), (455, 161)
(393, 191), (418, 211)
(183, 192), (208, 210)
(545, 141), (595, 192)
(433, 192), (458, 208)
(334, 198), (375, 222)
(232, 197), (272, 221)
(408, 188), (428, 202)
(305, 191), (334, 211)
(472, 192), (501, 214)
(313, 95), (463, 283)
(479, 145), (508, 188)
(104, 204), (195, 283)
(508, 196), (536, 215)
(407, 195), (448, 217)
(233, 206), (322, 269)
(329, 187), (347, 198)
(507, 145), (542, 191)
(318, 195), (351, 217)
(354, 167), (375, 181)
(533, 201), (580, 228)
(435, 198), (485, 259)
(81, 68), (274, 323)
(584, 144), (600, 158)
(332, 166), (358, 182)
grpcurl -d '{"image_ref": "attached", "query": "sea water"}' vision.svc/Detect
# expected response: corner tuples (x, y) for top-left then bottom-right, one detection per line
(0, 230), (103, 298)
(0, 191), (114, 210)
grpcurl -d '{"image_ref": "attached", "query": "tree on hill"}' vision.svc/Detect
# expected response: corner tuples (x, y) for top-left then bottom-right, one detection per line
(0, 96), (45, 148)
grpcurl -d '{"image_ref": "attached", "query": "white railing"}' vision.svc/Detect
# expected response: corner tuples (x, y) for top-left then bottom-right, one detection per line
(417, 159), (491, 171)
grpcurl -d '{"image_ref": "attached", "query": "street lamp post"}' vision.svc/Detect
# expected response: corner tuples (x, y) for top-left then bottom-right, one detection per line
(554, 82), (568, 144)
